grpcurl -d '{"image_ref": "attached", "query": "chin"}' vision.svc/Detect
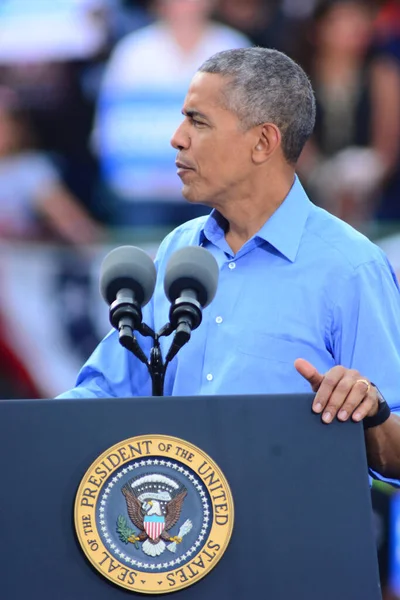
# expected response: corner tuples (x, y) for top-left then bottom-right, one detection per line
(181, 185), (210, 206)
(181, 186), (198, 204)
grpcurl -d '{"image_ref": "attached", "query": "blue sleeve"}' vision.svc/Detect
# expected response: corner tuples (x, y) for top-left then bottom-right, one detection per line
(56, 310), (154, 399)
(330, 255), (400, 485)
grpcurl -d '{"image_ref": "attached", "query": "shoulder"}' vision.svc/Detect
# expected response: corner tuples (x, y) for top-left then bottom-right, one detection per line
(8, 152), (59, 184)
(108, 23), (164, 60)
(299, 206), (400, 320)
(206, 23), (252, 49)
(304, 204), (388, 273)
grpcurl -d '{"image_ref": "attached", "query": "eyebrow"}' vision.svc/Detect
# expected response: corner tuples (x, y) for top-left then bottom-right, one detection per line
(182, 109), (210, 122)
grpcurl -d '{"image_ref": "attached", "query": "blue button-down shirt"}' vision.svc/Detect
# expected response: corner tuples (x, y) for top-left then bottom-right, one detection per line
(59, 176), (400, 417)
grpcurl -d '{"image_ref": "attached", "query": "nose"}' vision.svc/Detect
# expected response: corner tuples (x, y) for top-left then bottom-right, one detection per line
(171, 120), (190, 151)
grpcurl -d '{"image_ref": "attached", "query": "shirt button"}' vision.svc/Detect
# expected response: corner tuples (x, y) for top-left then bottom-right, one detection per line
(206, 374), (213, 381)
(215, 316), (223, 324)
(228, 262), (236, 270)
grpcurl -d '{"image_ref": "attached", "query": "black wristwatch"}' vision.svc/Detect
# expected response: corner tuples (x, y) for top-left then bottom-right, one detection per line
(363, 384), (391, 430)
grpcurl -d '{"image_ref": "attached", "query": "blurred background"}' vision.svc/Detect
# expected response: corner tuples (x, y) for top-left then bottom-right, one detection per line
(0, 0), (399, 595)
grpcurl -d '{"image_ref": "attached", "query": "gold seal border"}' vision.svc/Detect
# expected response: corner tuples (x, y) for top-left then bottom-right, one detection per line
(75, 434), (234, 594)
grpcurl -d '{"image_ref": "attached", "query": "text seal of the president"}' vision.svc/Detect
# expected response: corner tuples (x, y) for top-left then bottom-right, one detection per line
(75, 434), (234, 594)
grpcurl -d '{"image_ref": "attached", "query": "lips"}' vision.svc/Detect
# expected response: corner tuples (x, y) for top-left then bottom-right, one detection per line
(176, 161), (195, 179)
(175, 160), (195, 171)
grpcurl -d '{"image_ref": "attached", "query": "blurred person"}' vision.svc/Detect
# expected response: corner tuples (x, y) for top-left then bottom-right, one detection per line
(369, 0), (400, 221)
(0, 1), (113, 397)
(213, 0), (289, 51)
(213, 0), (318, 59)
(297, 0), (389, 229)
(0, 0), (119, 218)
(94, 0), (250, 229)
(104, 0), (153, 42)
(0, 60), (99, 213)
(281, 0), (320, 20)
(0, 88), (103, 245)
(78, 0), (154, 104)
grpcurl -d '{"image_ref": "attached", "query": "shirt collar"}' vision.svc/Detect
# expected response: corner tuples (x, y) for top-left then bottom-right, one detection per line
(200, 175), (312, 262)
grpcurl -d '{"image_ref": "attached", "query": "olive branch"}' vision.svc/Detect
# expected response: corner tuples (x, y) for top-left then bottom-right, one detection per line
(116, 515), (139, 548)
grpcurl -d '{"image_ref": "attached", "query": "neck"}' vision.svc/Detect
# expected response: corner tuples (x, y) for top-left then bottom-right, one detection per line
(315, 52), (362, 82)
(220, 170), (295, 255)
(168, 21), (207, 52)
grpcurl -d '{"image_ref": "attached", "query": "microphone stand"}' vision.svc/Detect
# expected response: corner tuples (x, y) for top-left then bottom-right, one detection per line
(116, 323), (164, 397)
(111, 296), (202, 396)
(149, 334), (165, 397)
(114, 321), (176, 396)
(147, 322), (178, 397)
(147, 295), (203, 395)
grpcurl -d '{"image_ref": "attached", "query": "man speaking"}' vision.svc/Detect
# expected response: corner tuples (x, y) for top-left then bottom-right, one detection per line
(58, 48), (400, 483)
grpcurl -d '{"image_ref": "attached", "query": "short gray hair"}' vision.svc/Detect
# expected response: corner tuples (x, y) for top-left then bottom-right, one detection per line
(198, 47), (316, 164)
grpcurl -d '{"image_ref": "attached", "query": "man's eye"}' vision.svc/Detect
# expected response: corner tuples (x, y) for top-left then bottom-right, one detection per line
(191, 119), (205, 127)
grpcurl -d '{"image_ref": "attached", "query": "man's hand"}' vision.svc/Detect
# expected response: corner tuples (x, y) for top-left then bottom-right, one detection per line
(294, 358), (379, 424)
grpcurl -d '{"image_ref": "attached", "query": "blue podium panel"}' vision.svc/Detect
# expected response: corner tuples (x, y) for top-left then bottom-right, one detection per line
(0, 394), (381, 600)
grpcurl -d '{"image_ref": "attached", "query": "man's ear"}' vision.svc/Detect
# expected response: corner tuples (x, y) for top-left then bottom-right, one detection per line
(252, 123), (281, 163)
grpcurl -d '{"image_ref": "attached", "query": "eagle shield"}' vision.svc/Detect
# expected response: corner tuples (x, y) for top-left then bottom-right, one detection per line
(144, 515), (165, 540)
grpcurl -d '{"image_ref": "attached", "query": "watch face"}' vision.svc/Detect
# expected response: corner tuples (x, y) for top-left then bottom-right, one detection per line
(373, 384), (385, 404)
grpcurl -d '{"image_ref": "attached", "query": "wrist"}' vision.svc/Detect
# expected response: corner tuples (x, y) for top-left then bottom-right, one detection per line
(363, 384), (391, 429)
(367, 396), (379, 418)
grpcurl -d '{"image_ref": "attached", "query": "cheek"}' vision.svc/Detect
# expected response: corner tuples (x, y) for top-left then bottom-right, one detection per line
(195, 145), (225, 178)
(219, 148), (248, 180)
(194, 136), (248, 185)
(201, 156), (230, 187)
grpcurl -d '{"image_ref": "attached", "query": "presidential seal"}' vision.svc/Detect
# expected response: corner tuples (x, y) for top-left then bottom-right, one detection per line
(75, 435), (234, 594)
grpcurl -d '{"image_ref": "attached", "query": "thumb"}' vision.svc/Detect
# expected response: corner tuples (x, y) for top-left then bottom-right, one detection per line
(294, 358), (324, 392)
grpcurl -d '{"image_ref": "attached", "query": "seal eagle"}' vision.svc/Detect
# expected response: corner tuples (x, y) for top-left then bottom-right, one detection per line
(121, 479), (187, 557)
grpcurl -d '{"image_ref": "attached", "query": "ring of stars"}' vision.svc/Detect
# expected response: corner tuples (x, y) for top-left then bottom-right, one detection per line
(97, 459), (211, 570)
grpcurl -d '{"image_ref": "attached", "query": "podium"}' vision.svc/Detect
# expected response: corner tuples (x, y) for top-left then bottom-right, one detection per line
(0, 393), (381, 599)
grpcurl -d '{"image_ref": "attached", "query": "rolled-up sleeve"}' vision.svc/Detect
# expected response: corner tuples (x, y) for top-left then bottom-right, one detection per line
(330, 255), (400, 484)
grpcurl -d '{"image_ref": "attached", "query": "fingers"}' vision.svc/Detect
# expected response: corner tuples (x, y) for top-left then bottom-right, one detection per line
(346, 382), (376, 422)
(295, 359), (378, 424)
(313, 369), (373, 423)
(322, 375), (370, 423)
(294, 358), (324, 392)
(311, 366), (354, 420)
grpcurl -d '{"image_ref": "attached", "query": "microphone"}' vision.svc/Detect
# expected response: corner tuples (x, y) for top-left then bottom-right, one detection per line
(100, 246), (157, 356)
(163, 246), (219, 361)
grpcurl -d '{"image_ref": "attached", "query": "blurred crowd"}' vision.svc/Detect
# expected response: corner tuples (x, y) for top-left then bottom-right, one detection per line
(0, 0), (399, 240)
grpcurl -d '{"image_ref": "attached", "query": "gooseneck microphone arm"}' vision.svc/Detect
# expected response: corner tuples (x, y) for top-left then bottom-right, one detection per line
(147, 295), (202, 395)
(164, 290), (202, 363)
(113, 322), (185, 397)
(107, 292), (171, 397)
(108, 294), (163, 395)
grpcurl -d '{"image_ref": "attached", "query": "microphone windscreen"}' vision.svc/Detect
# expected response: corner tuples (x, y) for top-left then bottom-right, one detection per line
(100, 245), (157, 307)
(164, 246), (219, 307)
